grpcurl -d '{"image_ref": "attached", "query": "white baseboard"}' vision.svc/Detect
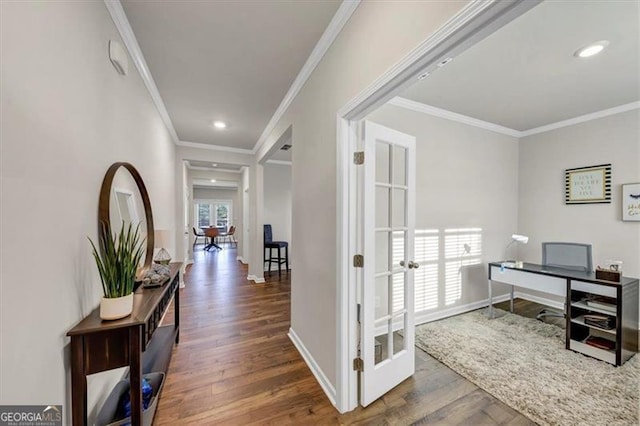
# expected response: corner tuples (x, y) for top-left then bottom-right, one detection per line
(246, 274), (266, 284)
(410, 291), (564, 330)
(179, 261), (193, 288)
(374, 295), (513, 336)
(373, 291), (565, 336)
(288, 327), (337, 407)
(414, 294), (511, 327)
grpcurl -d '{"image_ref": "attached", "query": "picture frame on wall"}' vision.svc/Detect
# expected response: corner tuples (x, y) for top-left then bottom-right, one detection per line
(622, 183), (640, 221)
(565, 164), (611, 204)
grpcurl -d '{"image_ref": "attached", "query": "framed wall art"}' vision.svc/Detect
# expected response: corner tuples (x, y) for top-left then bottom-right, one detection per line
(565, 164), (611, 204)
(622, 183), (640, 221)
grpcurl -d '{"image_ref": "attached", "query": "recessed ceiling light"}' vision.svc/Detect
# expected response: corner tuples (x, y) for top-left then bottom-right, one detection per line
(212, 163), (218, 167)
(574, 40), (609, 58)
(418, 71), (430, 80)
(213, 121), (227, 129)
(210, 179), (217, 183)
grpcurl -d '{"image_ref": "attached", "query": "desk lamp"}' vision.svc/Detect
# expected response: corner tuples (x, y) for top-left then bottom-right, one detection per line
(506, 234), (528, 267)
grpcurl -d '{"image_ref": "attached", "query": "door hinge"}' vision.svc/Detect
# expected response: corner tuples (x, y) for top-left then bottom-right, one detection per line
(353, 357), (364, 372)
(353, 254), (364, 268)
(353, 151), (364, 165)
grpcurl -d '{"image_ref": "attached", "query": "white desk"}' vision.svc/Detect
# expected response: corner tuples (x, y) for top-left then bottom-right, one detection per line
(487, 261), (638, 365)
(488, 262), (567, 318)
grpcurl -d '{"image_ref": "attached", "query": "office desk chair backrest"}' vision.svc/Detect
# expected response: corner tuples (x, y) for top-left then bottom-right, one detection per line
(542, 242), (593, 272)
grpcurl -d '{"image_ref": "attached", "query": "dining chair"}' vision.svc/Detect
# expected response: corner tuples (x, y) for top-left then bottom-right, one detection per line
(192, 227), (207, 248)
(224, 226), (237, 247)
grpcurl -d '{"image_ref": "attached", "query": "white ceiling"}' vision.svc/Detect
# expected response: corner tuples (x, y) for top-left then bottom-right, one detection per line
(400, 1), (639, 131)
(187, 160), (243, 172)
(121, 1), (341, 149)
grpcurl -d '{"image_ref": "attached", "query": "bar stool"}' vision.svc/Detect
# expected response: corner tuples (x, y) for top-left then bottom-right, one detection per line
(264, 224), (288, 276)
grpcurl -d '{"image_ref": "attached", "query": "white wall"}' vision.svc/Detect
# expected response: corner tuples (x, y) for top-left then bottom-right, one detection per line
(263, 163), (292, 271)
(256, 1), (470, 391)
(367, 104), (519, 318)
(518, 110), (640, 305)
(0, 3), (176, 423)
(241, 167), (250, 263)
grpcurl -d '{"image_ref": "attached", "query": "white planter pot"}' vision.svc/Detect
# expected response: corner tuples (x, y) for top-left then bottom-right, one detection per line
(100, 293), (134, 320)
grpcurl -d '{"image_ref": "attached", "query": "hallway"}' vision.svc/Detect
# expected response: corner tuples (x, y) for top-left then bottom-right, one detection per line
(155, 246), (532, 425)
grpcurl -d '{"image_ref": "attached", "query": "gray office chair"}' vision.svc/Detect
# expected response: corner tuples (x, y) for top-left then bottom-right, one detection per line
(537, 242), (593, 321)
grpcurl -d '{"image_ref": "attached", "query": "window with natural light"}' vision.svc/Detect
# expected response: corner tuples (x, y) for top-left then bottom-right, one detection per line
(444, 228), (482, 306)
(392, 227), (482, 314)
(194, 200), (232, 229)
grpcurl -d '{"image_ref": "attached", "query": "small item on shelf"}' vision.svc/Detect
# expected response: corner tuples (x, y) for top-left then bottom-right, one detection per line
(585, 336), (615, 351)
(584, 296), (616, 313)
(583, 314), (616, 330)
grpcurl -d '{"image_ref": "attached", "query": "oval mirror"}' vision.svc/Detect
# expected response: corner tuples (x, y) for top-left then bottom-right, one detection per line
(98, 162), (155, 276)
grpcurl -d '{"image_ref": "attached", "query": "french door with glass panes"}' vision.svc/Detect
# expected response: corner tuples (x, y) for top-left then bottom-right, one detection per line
(360, 121), (416, 406)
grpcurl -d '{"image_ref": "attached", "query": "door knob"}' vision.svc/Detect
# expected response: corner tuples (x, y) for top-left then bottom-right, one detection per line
(400, 261), (420, 269)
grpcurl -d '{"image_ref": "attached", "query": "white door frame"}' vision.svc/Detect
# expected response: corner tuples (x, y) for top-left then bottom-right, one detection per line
(334, 0), (541, 412)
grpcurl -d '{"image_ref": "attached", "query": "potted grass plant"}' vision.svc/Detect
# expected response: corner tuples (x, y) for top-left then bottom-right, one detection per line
(89, 221), (145, 320)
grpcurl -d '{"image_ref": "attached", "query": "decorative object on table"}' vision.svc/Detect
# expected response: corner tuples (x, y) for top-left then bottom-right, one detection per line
(504, 234), (528, 268)
(414, 309), (639, 426)
(565, 164), (611, 204)
(153, 229), (171, 265)
(595, 266), (622, 283)
(622, 183), (640, 221)
(89, 221), (145, 320)
(141, 263), (172, 288)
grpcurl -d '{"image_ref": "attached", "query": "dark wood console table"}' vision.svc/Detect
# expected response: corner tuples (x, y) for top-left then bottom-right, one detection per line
(67, 262), (181, 425)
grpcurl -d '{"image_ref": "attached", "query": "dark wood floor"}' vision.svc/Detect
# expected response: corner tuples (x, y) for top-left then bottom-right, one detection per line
(155, 245), (540, 425)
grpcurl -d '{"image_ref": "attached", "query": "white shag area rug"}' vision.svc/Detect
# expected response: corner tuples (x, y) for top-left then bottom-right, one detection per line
(414, 309), (639, 426)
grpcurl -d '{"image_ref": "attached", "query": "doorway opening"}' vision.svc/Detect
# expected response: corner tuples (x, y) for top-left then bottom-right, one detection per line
(335, 0), (541, 412)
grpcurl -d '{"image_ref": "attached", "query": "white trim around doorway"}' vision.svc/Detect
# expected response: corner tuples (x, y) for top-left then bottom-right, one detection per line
(334, 0), (542, 413)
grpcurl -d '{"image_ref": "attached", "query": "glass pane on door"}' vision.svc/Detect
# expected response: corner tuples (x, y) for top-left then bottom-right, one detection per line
(393, 145), (407, 186)
(376, 142), (390, 184)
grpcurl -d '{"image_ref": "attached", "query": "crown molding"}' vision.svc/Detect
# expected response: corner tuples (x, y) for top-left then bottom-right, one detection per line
(187, 165), (243, 174)
(177, 140), (255, 155)
(252, 0), (361, 155)
(104, 0), (180, 144)
(389, 97), (640, 139)
(265, 160), (293, 166)
(336, 0), (513, 120)
(389, 97), (521, 137)
(519, 101), (640, 137)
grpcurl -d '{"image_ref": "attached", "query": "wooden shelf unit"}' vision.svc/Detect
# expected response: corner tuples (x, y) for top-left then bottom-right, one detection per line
(67, 262), (181, 426)
(567, 277), (638, 366)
